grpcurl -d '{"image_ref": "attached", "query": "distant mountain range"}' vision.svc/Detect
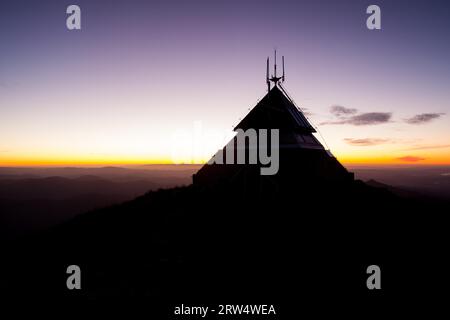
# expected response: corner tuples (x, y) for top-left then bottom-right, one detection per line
(0, 175), (157, 200)
(0, 168), (196, 240)
(2, 165), (450, 241)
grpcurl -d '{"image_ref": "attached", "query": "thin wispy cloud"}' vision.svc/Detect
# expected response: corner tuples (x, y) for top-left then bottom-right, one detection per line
(324, 107), (445, 127)
(321, 112), (392, 126)
(344, 138), (391, 146)
(404, 113), (445, 124)
(396, 156), (426, 162)
(346, 113), (392, 125)
(330, 105), (358, 117)
(405, 144), (450, 151)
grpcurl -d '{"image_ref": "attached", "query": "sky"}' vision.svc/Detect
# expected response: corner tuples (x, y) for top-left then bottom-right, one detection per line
(1, 0), (450, 166)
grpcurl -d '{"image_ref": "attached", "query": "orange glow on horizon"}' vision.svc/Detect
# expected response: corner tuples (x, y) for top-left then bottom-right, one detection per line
(339, 155), (450, 166)
(2, 152), (450, 167)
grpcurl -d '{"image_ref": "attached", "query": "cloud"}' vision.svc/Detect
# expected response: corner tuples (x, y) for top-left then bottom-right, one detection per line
(321, 112), (392, 126)
(321, 105), (393, 126)
(330, 105), (358, 117)
(396, 156), (426, 162)
(404, 113), (445, 124)
(406, 144), (450, 151)
(344, 138), (391, 146)
(347, 113), (392, 125)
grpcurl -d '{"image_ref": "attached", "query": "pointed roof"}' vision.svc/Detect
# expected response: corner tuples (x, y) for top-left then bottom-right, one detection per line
(193, 84), (354, 187)
(235, 85), (316, 133)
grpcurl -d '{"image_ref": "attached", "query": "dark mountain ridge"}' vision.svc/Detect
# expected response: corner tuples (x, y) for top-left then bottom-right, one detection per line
(3, 177), (449, 314)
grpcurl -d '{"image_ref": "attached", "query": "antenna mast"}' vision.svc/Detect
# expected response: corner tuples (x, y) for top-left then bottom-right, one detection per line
(266, 49), (285, 92)
(274, 49), (277, 78)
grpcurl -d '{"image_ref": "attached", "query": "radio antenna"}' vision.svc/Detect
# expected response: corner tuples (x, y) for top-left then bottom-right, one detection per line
(274, 49), (277, 78)
(267, 49), (284, 89)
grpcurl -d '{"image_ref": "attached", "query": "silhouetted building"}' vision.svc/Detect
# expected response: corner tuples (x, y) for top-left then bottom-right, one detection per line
(193, 53), (353, 192)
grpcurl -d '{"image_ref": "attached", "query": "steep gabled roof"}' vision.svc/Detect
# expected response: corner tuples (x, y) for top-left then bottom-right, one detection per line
(234, 85), (316, 133)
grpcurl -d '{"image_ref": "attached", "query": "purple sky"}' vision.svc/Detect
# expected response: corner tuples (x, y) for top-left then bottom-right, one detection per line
(1, 0), (449, 165)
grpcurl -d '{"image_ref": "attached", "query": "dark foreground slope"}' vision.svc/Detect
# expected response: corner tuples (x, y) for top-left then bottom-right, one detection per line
(2, 180), (449, 316)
